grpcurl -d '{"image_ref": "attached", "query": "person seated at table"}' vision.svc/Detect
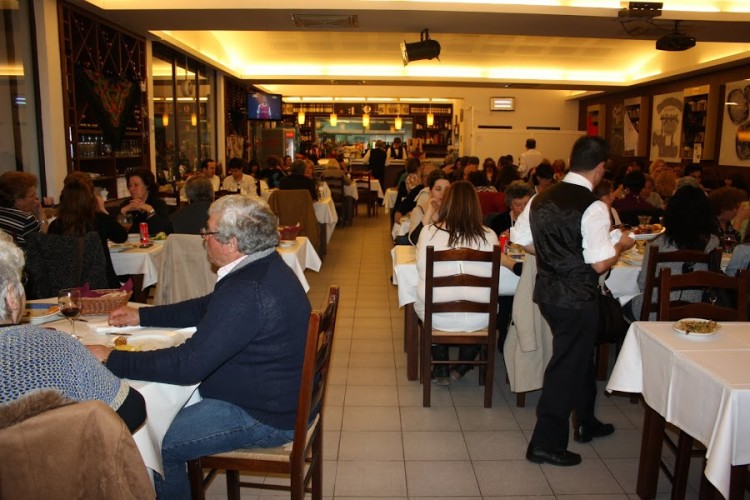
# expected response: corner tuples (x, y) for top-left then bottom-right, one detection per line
(626, 185), (721, 320)
(170, 174), (214, 235)
(415, 181), (500, 384)
(532, 162), (556, 194)
(641, 174), (664, 210)
(708, 186), (750, 249)
(468, 171), (505, 219)
(488, 180), (534, 238)
(0, 237), (145, 433)
(199, 158), (221, 192)
(495, 160), (521, 192)
(321, 158), (351, 186)
(49, 175), (127, 288)
(118, 168), (172, 236)
(408, 170), (450, 246)
(278, 159), (319, 201)
(650, 158), (677, 200)
(87, 195), (310, 499)
(612, 170), (662, 226)
(593, 179), (622, 227)
(395, 158), (422, 208)
(0, 171), (49, 245)
(258, 155), (286, 189)
(222, 157), (257, 195)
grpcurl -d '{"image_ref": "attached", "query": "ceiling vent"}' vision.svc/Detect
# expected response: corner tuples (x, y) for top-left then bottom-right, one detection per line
(291, 14), (359, 29)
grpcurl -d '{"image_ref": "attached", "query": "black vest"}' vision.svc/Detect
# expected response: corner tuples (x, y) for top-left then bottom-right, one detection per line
(368, 148), (387, 169)
(530, 182), (600, 308)
(389, 146), (404, 160)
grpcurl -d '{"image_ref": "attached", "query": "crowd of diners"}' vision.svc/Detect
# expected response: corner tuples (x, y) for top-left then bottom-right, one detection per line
(3, 134), (750, 495)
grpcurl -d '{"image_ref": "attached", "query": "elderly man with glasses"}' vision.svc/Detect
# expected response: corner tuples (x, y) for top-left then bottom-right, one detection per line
(87, 195), (311, 499)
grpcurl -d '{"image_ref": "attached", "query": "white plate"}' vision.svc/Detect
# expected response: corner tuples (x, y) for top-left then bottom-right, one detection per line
(631, 227), (666, 241)
(278, 240), (295, 248)
(673, 318), (720, 339)
(108, 243), (136, 253)
(23, 303), (61, 325)
(112, 331), (187, 351)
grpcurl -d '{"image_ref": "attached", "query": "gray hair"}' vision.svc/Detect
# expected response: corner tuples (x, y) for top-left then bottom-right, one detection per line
(291, 159), (307, 175)
(184, 174), (214, 202)
(0, 237), (25, 321)
(674, 175), (700, 193)
(208, 195), (279, 254)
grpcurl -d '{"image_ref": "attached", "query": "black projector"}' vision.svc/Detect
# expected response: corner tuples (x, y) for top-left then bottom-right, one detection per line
(656, 33), (696, 51)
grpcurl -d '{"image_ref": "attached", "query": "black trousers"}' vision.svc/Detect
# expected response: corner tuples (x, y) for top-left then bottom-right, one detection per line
(530, 301), (599, 451)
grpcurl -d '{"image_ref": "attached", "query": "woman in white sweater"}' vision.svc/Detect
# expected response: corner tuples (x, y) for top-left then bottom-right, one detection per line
(415, 180), (499, 385)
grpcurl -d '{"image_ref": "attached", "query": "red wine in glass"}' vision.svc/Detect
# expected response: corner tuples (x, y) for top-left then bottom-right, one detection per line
(58, 289), (82, 338)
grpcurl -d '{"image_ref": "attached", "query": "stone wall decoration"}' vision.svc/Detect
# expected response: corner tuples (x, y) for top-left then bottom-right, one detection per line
(719, 80), (750, 167)
(650, 91), (683, 162)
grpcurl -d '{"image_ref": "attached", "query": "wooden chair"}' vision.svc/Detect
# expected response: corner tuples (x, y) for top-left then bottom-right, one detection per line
(322, 176), (351, 227)
(268, 189), (322, 256)
(214, 189), (235, 199)
(157, 189), (181, 213)
(421, 246), (500, 408)
(640, 246), (723, 321)
(653, 268), (748, 499)
(351, 170), (377, 218)
(187, 286), (340, 500)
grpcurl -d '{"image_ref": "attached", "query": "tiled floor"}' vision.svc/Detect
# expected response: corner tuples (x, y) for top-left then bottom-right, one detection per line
(205, 213), (717, 499)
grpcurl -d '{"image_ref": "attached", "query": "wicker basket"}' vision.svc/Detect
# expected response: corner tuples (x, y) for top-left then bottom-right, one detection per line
(80, 289), (132, 316)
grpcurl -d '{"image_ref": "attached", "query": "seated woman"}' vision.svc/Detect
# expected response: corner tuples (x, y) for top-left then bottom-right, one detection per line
(708, 186), (749, 249)
(0, 172), (49, 245)
(118, 167), (172, 236)
(415, 181), (500, 384)
(408, 170), (450, 246)
(612, 170), (662, 226)
(48, 174), (127, 288)
(0, 236), (145, 433)
(489, 180), (534, 237)
(626, 185), (720, 320)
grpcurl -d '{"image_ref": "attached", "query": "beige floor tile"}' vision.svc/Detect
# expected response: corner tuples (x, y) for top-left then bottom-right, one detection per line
(324, 384), (346, 407)
(405, 461), (480, 497)
(344, 385), (399, 406)
(333, 460), (407, 497)
(338, 430), (404, 460)
(400, 406), (460, 431)
(350, 339), (393, 353)
(591, 428), (642, 459)
(397, 383), (454, 407)
(322, 430), (340, 460)
(348, 351), (395, 368)
(346, 367), (397, 386)
(323, 405), (343, 431)
(456, 406), (520, 431)
(541, 458), (625, 495)
(402, 431), (470, 460)
(342, 406), (402, 431)
(473, 460), (553, 496)
(464, 430), (528, 460)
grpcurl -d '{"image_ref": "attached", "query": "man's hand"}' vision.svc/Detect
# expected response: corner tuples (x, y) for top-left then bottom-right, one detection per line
(87, 345), (113, 364)
(108, 306), (140, 327)
(618, 231), (636, 252)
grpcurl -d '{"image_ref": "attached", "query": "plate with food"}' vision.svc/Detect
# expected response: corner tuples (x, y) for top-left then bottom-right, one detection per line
(278, 240), (296, 248)
(673, 318), (720, 339)
(112, 331), (187, 352)
(631, 223), (665, 241)
(23, 303), (61, 325)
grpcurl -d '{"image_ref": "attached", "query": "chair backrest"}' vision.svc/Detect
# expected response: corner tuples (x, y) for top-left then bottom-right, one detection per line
(658, 268), (748, 321)
(351, 170), (372, 197)
(322, 176), (345, 204)
(640, 246), (722, 321)
(214, 189), (234, 200)
(24, 231), (109, 299)
(157, 190), (180, 213)
(267, 189), (321, 252)
(424, 245), (501, 333)
(291, 286), (339, 468)
(154, 234), (218, 305)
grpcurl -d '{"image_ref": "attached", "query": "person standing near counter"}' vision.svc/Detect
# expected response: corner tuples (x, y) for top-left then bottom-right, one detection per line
(364, 140), (387, 188)
(386, 137), (406, 166)
(512, 136), (634, 466)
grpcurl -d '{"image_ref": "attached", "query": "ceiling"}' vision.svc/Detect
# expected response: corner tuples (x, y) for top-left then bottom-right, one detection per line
(79, 1), (750, 95)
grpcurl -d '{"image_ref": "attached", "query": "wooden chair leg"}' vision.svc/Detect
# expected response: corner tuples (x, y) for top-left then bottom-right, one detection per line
(672, 431), (694, 500)
(595, 343), (610, 381)
(516, 392), (526, 407)
(187, 459), (206, 500)
(226, 470), (241, 500)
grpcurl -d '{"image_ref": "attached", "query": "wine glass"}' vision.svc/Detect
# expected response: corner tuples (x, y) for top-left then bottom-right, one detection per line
(58, 288), (82, 338)
(117, 212), (133, 232)
(637, 215), (652, 227)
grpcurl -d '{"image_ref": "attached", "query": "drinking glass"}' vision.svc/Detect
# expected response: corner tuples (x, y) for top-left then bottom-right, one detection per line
(637, 215), (652, 227)
(58, 288), (82, 338)
(721, 234), (738, 253)
(117, 212), (133, 232)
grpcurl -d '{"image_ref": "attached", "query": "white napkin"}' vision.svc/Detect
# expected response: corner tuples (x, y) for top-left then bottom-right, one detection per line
(89, 318), (142, 334)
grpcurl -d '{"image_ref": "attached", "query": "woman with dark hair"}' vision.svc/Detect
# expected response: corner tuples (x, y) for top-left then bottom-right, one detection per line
(49, 176), (127, 288)
(627, 185), (720, 320)
(483, 158), (498, 185)
(532, 162), (555, 194)
(0, 172), (49, 245)
(708, 186), (750, 247)
(415, 181), (500, 384)
(408, 169), (449, 245)
(118, 168), (172, 235)
(495, 162), (521, 192)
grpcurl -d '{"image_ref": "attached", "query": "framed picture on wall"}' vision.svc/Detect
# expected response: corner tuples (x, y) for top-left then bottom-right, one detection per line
(650, 91), (683, 162)
(719, 80), (750, 167)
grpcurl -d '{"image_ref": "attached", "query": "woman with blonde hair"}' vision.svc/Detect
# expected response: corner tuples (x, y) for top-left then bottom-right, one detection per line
(415, 181), (500, 384)
(649, 159), (677, 199)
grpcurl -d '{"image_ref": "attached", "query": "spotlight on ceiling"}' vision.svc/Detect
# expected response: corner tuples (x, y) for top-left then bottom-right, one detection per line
(401, 29), (441, 66)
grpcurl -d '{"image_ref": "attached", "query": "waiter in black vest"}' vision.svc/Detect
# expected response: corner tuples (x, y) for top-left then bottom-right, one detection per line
(510, 136), (634, 466)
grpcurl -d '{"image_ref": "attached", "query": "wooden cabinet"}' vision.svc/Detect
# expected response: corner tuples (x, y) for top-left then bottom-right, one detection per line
(682, 84), (718, 161)
(623, 97), (649, 157)
(59, 2), (149, 198)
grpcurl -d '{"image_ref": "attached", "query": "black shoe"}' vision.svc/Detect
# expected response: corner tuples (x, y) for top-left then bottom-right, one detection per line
(526, 445), (582, 466)
(574, 421), (615, 443)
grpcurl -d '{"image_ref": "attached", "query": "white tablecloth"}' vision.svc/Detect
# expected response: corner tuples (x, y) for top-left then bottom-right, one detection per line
(277, 236), (322, 292)
(383, 187), (399, 213)
(313, 197), (338, 243)
(110, 240), (166, 289)
(343, 182), (358, 201)
(607, 321), (750, 497)
(371, 179), (384, 199)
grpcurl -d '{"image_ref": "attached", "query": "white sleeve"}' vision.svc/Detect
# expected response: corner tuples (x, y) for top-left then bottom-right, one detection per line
(582, 200), (616, 264)
(509, 194), (535, 246)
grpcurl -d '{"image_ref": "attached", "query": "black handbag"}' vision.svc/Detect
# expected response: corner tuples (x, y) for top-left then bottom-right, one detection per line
(597, 284), (630, 344)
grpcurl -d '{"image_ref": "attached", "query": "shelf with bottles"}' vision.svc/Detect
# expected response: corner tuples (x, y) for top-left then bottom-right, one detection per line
(680, 85), (718, 160)
(622, 97), (649, 157)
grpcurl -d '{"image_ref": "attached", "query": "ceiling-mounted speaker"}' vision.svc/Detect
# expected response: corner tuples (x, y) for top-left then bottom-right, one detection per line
(401, 29), (441, 66)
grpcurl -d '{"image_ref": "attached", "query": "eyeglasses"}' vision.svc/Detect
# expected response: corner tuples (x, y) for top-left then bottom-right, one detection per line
(200, 228), (219, 239)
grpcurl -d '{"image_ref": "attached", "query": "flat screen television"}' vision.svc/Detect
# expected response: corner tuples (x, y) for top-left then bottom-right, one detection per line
(247, 92), (283, 120)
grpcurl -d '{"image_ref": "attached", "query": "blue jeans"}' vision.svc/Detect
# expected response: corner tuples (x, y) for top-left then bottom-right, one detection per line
(154, 398), (295, 499)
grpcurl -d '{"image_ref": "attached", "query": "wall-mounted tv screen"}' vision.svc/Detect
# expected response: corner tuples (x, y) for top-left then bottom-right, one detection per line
(247, 92), (283, 120)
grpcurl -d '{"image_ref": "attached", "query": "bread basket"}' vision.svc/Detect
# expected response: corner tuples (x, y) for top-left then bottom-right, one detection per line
(80, 289), (132, 316)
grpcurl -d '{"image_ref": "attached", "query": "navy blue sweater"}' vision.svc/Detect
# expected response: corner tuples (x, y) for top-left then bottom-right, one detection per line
(106, 251), (311, 430)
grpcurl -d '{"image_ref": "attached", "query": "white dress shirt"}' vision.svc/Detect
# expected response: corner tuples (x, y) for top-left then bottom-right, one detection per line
(510, 171), (615, 265)
(222, 173), (256, 195)
(518, 148), (544, 178)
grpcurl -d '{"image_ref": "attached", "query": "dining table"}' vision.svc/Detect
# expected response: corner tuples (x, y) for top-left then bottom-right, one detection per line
(109, 237), (166, 302)
(26, 300), (200, 478)
(313, 196), (338, 243)
(277, 236), (322, 293)
(606, 320), (750, 499)
(383, 187), (399, 214)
